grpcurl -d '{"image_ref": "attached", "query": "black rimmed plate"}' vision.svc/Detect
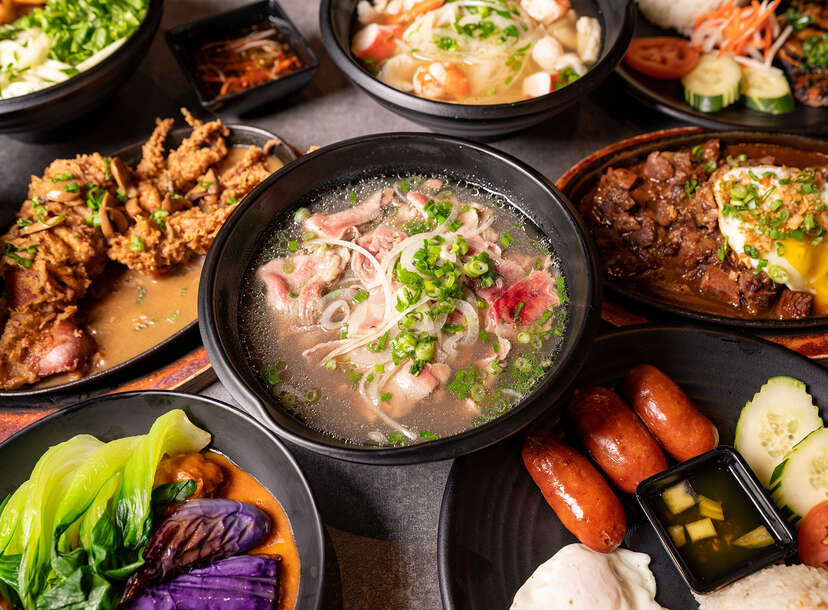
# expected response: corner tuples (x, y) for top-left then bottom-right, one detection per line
(438, 325), (828, 610)
(166, 0), (320, 115)
(558, 127), (828, 331)
(0, 124), (295, 406)
(0, 390), (324, 609)
(616, 7), (828, 135)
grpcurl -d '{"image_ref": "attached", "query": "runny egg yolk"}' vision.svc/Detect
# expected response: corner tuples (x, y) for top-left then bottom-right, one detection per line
(714, 165), (828, 314)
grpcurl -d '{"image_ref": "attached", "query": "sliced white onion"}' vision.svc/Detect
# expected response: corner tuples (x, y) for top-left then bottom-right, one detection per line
(320, 299), (350, 332)
(320, 295), (430, 363)
(307, 238), (393, 322)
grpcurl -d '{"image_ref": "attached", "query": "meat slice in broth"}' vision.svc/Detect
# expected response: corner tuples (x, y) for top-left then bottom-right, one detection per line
(305, 188), (394, 239)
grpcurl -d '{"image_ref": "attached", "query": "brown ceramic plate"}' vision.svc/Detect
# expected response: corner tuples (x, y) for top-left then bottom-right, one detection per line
(616, 7), (828, 135)
(0, 124), (296, 405)
(557, 127), (828, 340)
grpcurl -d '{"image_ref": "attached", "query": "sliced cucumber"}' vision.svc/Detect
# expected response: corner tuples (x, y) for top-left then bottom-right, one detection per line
(733, 525), (774, 549)
(682, 53), (742, 113)
(770, 427), (828, 525)
(734, 376), (823, 487)
(740, 65), (795, 115)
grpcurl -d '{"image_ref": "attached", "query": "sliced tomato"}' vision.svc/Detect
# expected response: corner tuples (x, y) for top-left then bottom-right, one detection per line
(799, 500), (828, 570)
(623, 37), (700, 79)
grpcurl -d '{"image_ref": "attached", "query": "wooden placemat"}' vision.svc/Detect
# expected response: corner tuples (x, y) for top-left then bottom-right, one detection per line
(0, 347), (213, 444)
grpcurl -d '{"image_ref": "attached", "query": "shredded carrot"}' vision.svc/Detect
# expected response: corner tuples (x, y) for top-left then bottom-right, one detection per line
(692, 0), (782, 60)
(195, 22), (302, 99)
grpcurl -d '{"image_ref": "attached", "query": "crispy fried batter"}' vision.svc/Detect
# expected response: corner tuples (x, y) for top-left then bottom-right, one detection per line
(0, 109), (278, 389)
(136, 117), (174, 180)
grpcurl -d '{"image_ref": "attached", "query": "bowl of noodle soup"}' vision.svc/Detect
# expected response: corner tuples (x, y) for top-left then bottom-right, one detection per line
(319, 0), (635, 139)
(199, 133), (601, 464)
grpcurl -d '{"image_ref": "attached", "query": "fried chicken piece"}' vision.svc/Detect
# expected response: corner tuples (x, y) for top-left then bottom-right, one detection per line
(219, 146), (273, 206)
(136, 117), (174, 180)
(165, 111), (230, 192)
(107, 205), (235, 273)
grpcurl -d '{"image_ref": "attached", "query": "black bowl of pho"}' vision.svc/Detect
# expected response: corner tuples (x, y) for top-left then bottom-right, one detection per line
(199, 133), (601, 464)
(319, 0), (635, 139)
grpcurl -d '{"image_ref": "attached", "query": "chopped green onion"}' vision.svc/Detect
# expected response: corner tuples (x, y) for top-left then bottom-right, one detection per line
(353, 290), (370, 304)
(464, 260), (488, 277)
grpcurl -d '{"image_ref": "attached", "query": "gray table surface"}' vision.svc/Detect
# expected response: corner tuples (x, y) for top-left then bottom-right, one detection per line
(0, 1), (685, 608)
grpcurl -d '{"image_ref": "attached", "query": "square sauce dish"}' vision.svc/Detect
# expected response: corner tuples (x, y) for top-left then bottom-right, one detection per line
(166, 0), (319, 114)
(636, 445), (797, 594)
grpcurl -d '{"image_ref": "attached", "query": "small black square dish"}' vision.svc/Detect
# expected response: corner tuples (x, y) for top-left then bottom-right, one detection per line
(165, 0), (319, 114)
(636, 445), (797, 594)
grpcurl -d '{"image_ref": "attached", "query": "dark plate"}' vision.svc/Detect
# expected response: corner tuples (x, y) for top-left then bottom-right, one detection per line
(320, 0), (635, 140)
(0, 390), (324, 609)
(0, 124), (295, 404)
(616, 7), (828, 135)
(438, 325), (828, 609)
(0, 0), (164, 136)
(558, 127), (828, 330)
(166, 0), (320, 115)
(199, 132), (602, 464)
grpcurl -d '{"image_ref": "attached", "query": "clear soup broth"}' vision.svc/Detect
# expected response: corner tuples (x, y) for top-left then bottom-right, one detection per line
(240, 174), (568, 446)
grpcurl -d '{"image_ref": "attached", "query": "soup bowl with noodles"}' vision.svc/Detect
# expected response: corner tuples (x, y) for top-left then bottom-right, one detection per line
(199, 133), (601, 464)
(319, 0), (635, 139)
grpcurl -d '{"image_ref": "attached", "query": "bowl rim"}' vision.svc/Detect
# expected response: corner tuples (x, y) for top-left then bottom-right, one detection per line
(199, 131), (603, 464)
(164, 0), (321, 110)
(0, 389), (326, 610)
(318, 0), (636, 120)
(0, 123), (296, 401)
(0, 0), (164, 112)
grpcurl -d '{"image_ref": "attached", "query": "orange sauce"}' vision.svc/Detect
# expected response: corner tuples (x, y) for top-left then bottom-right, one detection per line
(206, 452), (300, 610)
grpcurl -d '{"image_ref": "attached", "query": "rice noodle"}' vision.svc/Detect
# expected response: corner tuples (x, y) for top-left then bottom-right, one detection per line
(357, 369), (416, 441)
(320, 299), (350, 332)
(306, 238), (394, 322)
(320, 296), (430, 363)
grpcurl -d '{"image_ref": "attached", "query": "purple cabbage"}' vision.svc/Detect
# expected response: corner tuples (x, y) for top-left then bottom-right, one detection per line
(120, 499), (270, 604)
(126, 555), (280, 610)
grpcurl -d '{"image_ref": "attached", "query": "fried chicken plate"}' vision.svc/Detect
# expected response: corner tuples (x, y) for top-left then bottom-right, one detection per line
(0, 109), (275, 390)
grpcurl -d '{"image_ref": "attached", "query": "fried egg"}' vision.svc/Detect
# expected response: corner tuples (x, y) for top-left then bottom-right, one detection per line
(713, 165), (828, 313)
(510, 544), (665, 610)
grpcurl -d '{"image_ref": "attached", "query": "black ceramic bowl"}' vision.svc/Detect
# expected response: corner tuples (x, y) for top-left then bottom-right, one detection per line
(199, 132), (602, 464)
(319, 0), (635, 140)
(0, 391), (325, 609)
(166, 0), (320, 115)
(0, 124), (295, 408)
(0, 0), (163, 135)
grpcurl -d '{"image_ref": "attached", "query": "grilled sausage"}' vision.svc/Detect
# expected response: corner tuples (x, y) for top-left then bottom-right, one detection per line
(569, 386), (668, 493)
(522, 429), (627, 552)
(625, 364), (718, 462)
